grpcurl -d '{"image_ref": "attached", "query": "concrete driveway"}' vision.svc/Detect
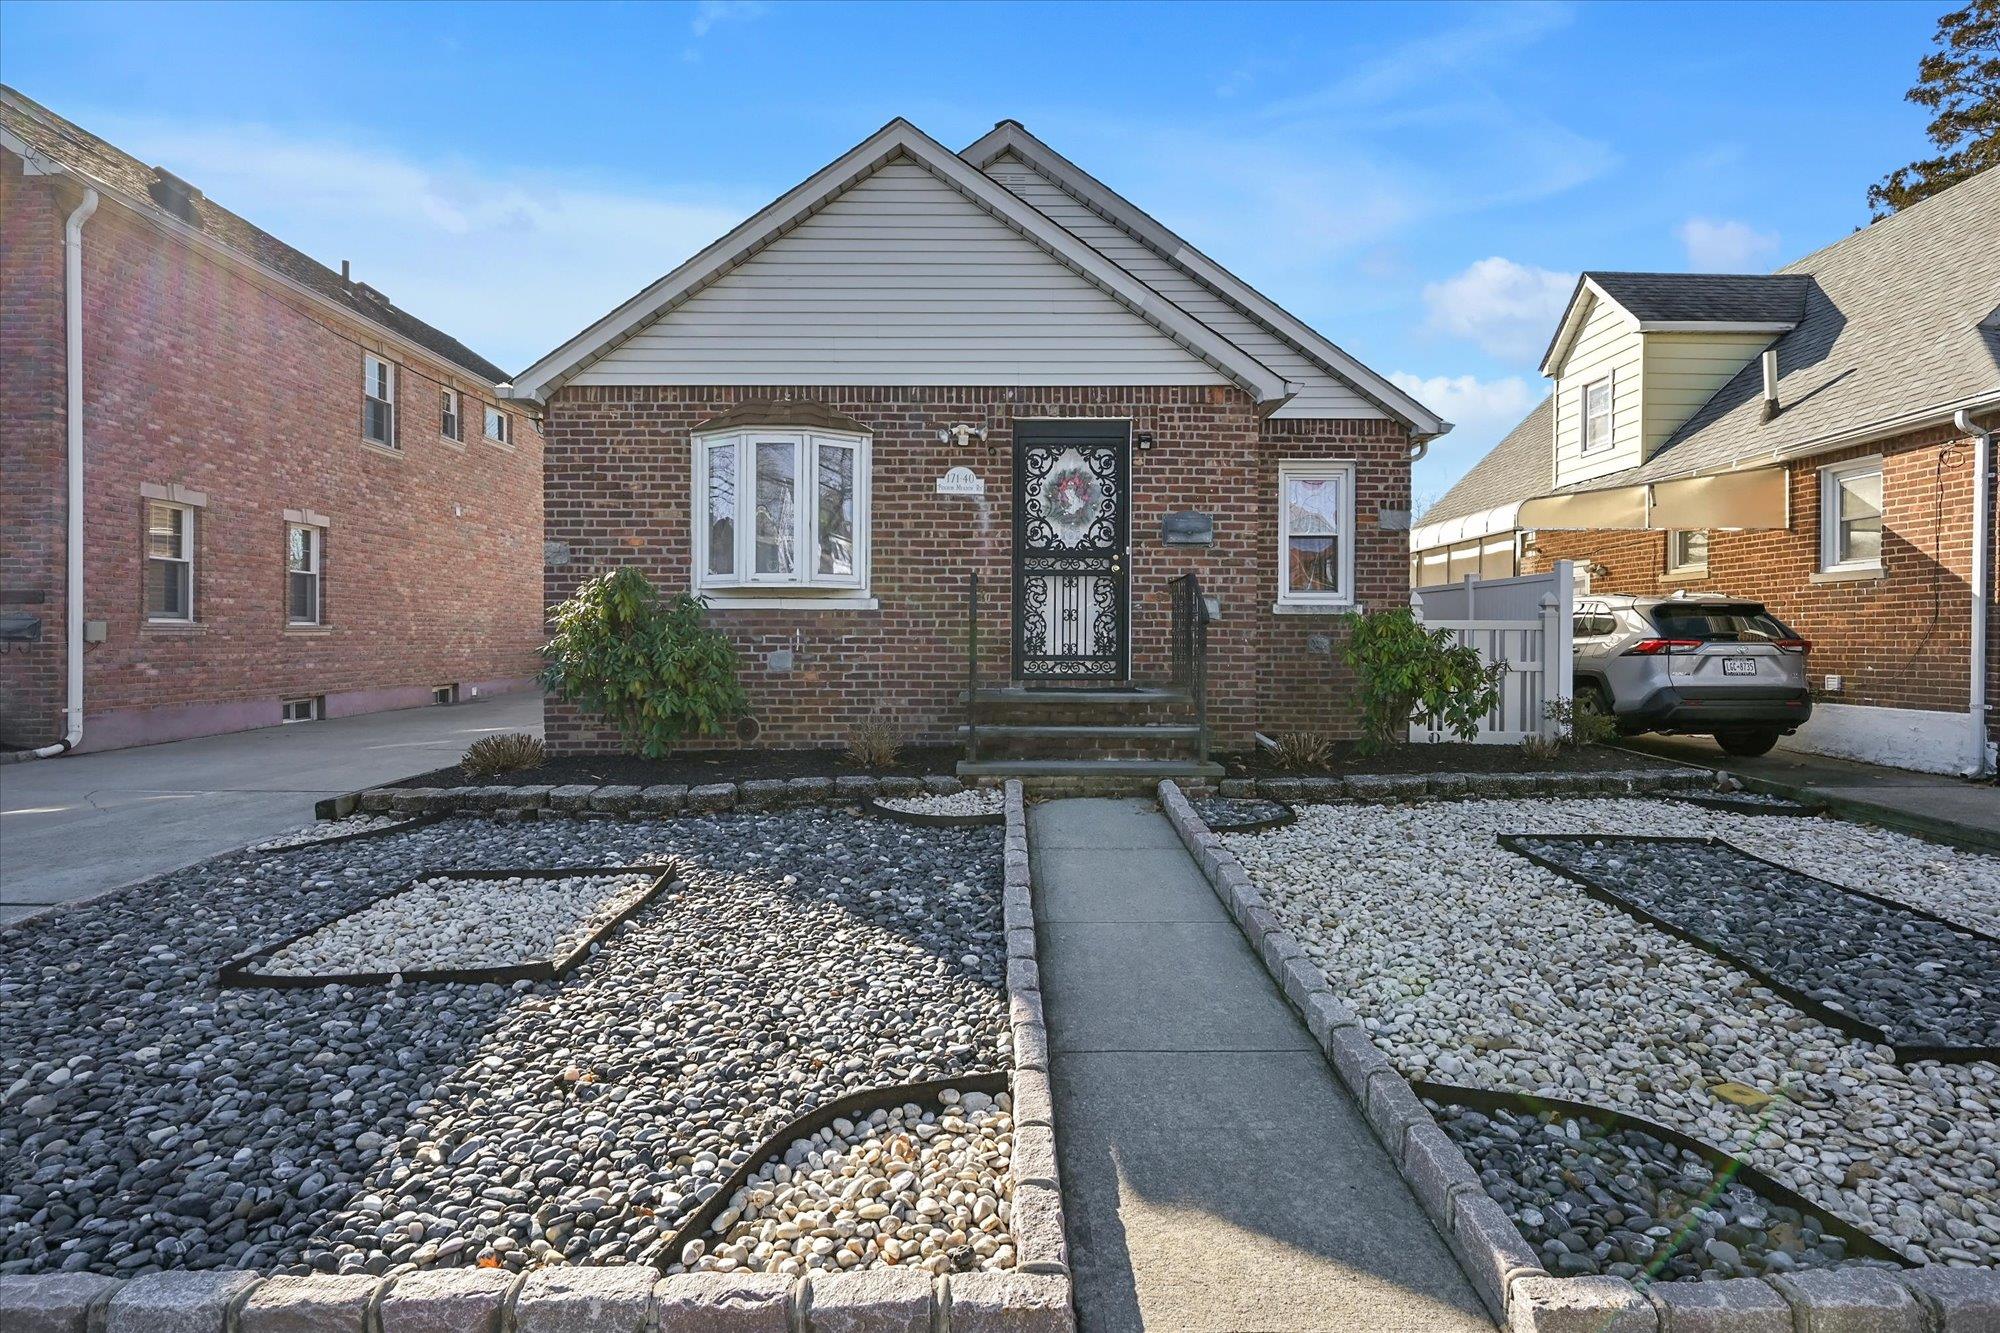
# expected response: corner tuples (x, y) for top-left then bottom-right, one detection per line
(0, 691), (542, 921)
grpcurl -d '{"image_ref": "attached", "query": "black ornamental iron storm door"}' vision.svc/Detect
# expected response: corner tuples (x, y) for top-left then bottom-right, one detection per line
(1013, 420), (1130, 682)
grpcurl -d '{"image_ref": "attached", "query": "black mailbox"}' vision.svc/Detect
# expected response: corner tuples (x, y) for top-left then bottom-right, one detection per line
(0, 613), (43, 643)
(1160, 510), (1214, 546)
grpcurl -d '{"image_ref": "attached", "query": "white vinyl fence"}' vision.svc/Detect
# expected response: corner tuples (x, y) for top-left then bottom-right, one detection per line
(1409, 562), (1575, 744)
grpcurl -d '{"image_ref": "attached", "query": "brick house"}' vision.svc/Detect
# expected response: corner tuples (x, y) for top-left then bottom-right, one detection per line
(515, 119), (1448, 776)
(0, 88), (543, 754)
(1411, 168), (1998, 775)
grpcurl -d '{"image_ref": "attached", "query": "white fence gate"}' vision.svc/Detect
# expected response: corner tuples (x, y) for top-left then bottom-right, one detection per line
(1409, 563), (1575, 744)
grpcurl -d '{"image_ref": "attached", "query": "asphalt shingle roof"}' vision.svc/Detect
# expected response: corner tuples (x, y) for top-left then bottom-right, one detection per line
(1420, 394), (1551, 527)
(2, 85), (509, 384)
(1584, 272), (1810, 324)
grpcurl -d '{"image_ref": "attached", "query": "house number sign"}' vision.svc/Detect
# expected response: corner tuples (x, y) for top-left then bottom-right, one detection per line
(936, 466), (986, 498)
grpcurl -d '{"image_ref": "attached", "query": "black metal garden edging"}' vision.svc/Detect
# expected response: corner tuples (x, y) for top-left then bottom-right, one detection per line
(862, 795), (1005, 828)
(1189, 798), (1297, 834)
(251, 810), (451, 854)
(1412, 1079), (1913, 1267)
(651, 1071), (1011, 1271)
(217, 863), (681, 989)
(1670, 794), (1829, 818)
(1497, 833), (2000, 1064)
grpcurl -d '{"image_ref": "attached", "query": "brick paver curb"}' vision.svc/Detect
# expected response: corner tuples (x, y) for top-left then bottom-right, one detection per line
(1153, 778), (1995, 1332)
(329, 774), (978, 821)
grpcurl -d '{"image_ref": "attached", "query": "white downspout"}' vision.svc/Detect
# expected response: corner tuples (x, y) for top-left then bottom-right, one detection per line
(1956, 408), (1994, 778)
(21, 186), (97, 761)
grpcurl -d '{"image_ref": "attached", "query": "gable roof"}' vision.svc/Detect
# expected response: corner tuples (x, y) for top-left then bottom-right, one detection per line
(511, 119), (1291, 406)
(1421, 165), (2000, 535)
(0, 85), (508, 385)
(961, 120), (1449, 437)
(1538, 272), (1809, 376)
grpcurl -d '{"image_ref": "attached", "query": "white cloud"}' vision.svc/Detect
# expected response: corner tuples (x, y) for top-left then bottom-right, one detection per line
(690, 1), (766, 38)
(89, 115), (751, 373)
(1421, 257), (1575, 362)
(1677, 217), (1780, 272)
(1391, 372), (1543, 514)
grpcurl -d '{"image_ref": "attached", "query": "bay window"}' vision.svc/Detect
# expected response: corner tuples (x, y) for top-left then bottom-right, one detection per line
(694, 427), (869, 595)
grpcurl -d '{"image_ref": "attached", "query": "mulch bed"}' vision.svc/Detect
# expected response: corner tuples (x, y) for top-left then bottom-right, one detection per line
(1220, 742), (1681, 779)
(392, 745), (965, 791)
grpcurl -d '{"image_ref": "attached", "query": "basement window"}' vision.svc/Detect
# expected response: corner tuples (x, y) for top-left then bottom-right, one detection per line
(145, 501), (196, 622)
(433, 684), (459, 706)
(281, 696), (322, 723)
(694, 427), (870, 595)
(363, 355), (397, 447)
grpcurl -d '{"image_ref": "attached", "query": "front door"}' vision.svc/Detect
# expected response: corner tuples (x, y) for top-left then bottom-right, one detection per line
(1013, 420), (1129, 683)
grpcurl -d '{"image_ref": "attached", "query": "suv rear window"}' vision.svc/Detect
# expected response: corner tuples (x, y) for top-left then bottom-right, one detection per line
(1650, 604), (1794, 643)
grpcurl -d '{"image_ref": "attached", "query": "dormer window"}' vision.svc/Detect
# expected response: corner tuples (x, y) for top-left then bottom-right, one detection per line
(693, 426), (870, 594)
(1582, 377), (1613, 453)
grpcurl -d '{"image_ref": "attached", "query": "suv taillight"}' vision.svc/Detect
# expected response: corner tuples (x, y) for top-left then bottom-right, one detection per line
(1624, 638), (1703, 656)
(1776, 638), (1811, 654)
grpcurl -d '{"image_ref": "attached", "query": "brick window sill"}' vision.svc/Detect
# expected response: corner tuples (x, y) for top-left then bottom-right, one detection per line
(1272, 601), (1362, 616)
(1809, 566), (1885, 586)
(359, 439), (404, 460)
(1660, 567), (1709, 582)
(284, 625), (334, 636)
(142, 621), (208, 635)
(701, 593), (880, 611)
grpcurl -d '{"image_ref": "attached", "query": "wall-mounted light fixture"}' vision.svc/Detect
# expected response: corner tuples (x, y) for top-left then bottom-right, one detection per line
(938, 422), (988, 449)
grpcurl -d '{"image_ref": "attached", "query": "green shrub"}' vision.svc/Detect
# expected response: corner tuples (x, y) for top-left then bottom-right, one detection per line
(461, 732), (546, 777)
(844, 717), (903, 771)
(1340, 608), (1507, 753)
(541, 569), (746, 758)
(1543, 696), (1619, 748)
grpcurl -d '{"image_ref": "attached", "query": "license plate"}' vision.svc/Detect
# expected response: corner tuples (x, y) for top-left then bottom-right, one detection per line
(1722, 657), (1757, 676)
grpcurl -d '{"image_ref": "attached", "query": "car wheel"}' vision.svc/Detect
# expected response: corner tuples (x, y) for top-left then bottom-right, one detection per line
(1574, 682), (1624, 735)
(1715, 728), (1782, 757)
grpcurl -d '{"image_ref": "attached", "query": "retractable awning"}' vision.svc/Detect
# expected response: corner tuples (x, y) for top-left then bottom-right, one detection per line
(1512, 466), (1789, 533)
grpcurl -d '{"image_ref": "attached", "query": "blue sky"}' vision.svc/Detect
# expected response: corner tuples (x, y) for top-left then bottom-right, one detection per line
(1, 0), (1939, 503)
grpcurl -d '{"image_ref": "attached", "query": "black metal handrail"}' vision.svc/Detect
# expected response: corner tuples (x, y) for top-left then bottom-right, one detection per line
(964, 571), (980, 762)
(1169, 573), (1210, 764)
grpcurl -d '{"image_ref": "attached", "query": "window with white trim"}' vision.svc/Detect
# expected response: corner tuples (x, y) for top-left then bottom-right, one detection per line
(693, 427), (869, 593)
(145, 501), (195, 622)
(282, 696), (322, 723)
(441, 388), (462, 442)
(363, 354), (396, 446)
(1582, 376), (1613, 453)
(1666, 529), (1708, 573)
(1819, 457), (1883, 571)
(287, 523), (324, 626)
(1277, 460), (1355, 607)
(484, 405), (510, 445)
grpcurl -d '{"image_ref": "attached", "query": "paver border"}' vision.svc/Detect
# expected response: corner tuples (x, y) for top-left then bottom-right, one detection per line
(216, 864), (680, 989)
(326, 773), (981, 821)
(1500, 832), (2000, 1063)
(1154, 778), (2000, 1333)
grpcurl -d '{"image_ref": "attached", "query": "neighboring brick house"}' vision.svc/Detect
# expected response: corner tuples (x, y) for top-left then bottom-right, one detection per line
(1412, 168), (1998, 775)
(0, 88), (543, 754)
(515, 119), (1449, 775)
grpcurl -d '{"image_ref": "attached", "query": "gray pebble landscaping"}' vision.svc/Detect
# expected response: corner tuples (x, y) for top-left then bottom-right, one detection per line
(1186, 796), (1292, 831)
(1429, 1100), (1871, 1283)
(0, 809), (1006, 1279)
(1512, 834), (2000, 1055)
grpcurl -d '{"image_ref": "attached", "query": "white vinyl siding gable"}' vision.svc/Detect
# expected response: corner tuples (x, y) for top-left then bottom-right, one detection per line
(982, 154), (1385, 420)
(572, 159), (1227, 388)
(1639, 331), (1780, 453)
(1551, 295), (1643, 488)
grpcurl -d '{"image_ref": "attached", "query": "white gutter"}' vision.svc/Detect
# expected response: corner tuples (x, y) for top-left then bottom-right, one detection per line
(21, 186), (98, 761)
(1956, 408), (1994, 778)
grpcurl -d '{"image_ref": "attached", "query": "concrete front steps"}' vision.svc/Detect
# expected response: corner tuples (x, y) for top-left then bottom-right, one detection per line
(957, 684), (1216, 779)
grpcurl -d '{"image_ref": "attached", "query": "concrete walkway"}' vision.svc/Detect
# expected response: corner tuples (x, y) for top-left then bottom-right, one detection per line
(1029, 797), (1493, 1332)
(0, 691), (542, 920)
(1620, 734), (2000, 853)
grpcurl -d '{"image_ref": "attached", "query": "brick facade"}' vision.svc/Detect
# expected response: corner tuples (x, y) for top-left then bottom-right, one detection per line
(0, 149), (544, 751)
(1523, 423), (1998, 747)
(541, 384), (1411, 754)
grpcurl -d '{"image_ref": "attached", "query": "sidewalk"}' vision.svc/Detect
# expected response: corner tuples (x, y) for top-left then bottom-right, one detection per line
(0, 691), (542, 921)
(1028, 797), (1492, 1332)
(1619, 734), (2000, 853)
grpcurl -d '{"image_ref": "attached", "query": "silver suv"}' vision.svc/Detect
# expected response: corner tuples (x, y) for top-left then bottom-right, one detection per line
(1572, 592), (1811, 756)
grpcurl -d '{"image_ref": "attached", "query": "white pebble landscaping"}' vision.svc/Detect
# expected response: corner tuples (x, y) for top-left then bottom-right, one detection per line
(255, 872), (659, 977)
(249, 817), (415, 852)
(1225, 798), (2000, 1268)
(683, 1088), (1015, 1278)
(876, 788), (1005, 818)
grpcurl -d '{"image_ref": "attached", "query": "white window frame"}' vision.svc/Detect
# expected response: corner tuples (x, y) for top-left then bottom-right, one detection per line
(286, 522), (324, 626)
(441, 388), (462, 442)
(691, 426), (871, 599)
(281, 696), (322, 723)
(363, 354), (397, 447)
(1581, 375), (1614, 454)
(1276, 459), (1356, 611)
(145, 500), (196, 623)
(1666, 529), (1709, 574)
(483, 405), (511, 445)
(1819, 455), (1884, 573)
